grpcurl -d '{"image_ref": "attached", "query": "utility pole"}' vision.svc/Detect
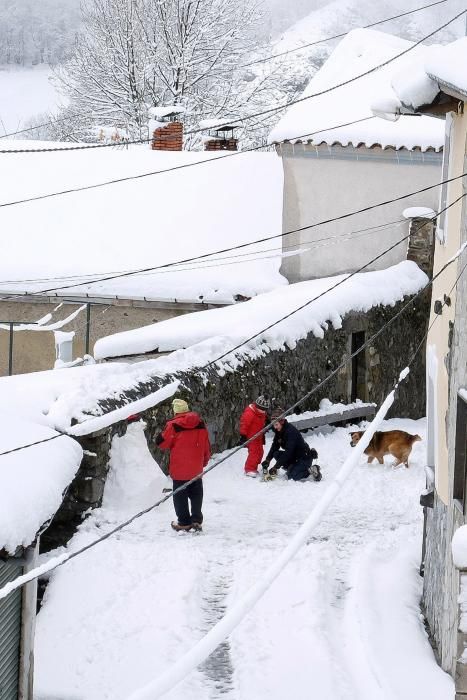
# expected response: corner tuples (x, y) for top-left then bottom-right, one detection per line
(0, 321), (38, 375)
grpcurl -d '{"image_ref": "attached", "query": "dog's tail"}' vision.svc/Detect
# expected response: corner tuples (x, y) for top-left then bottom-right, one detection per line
(412, 434), (422, 443)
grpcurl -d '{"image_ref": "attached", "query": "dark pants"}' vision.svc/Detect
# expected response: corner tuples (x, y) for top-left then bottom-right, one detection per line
(272, 450), (311, 481)
(172, 479), (203, 526)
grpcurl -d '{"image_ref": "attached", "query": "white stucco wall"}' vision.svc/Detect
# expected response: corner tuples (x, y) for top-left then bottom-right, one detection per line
(279, 143), (442, 281)
(427, 109), (467, 505)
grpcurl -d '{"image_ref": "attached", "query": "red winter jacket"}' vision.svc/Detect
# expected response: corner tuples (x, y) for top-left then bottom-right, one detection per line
(239, 403), (267, 444)
(156, 411), (211, 480)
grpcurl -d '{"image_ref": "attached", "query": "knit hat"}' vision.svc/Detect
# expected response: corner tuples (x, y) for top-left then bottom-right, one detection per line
(172, 398), (189, 414)
(255, 395), (270, 410)
(271, 407), (285, 422)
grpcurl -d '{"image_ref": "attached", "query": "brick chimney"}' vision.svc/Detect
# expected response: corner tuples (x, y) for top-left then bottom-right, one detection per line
(149, 106), (185, 151)
(200, 119), (239, 152)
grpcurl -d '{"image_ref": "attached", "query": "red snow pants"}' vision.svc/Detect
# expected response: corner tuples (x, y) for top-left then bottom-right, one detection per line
(244, 438), (264, 473)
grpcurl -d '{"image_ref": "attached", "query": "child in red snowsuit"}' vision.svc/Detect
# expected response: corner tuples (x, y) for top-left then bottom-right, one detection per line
(239, 396), (270, 477)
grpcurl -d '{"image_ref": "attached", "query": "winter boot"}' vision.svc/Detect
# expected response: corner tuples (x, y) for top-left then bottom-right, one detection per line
(171, 521), (193, 532)
(309, 464), (322, 482)
(191, 522), (203, 532)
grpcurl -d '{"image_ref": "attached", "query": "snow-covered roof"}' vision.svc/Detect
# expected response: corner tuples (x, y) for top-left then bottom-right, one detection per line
(391, 37), (467, 112)
(0, 146), (285, 304)
(95, 260), (428, 359)
(0, 413), (82, 553)
(269, 28), (444, 151)
(426, 38), (467, 98)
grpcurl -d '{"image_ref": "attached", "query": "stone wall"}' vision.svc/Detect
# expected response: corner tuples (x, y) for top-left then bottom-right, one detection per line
(41, 294), (429, 552)
(422, 232), (467, 685)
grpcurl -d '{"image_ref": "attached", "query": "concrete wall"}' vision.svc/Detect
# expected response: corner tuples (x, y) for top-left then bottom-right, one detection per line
(278, 143), (442, 281)
(0, 300), (214, 376)
(42, 295), (428, 552)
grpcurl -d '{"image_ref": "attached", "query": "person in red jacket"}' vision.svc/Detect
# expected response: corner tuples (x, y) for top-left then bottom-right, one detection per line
(156, 398), (211, 532)
(239, 395), (270, 477)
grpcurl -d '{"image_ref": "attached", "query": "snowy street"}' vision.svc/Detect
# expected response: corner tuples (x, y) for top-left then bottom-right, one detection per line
(34, 418), (453, 700)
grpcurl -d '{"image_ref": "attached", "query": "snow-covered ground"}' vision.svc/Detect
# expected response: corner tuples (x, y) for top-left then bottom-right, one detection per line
(0, 66), (63, 135)
(34, 417), (454, 700)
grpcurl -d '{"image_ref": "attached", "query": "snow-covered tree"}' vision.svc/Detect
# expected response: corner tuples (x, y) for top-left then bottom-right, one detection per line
(54, 0), (263, 139)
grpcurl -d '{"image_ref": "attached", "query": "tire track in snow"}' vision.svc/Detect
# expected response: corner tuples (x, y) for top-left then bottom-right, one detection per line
(199, 566), (236, 698)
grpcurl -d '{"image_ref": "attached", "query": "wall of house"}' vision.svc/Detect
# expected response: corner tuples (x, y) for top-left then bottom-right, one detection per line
(423, 106), (467, 686)
(42, 295), (428, 552)
(0, 300), (217, 376)
(427, 110), (467, 505)
(278, 143), (442, 282)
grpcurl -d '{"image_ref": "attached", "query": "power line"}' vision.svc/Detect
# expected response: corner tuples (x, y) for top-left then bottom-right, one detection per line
(0, 0), (457, 151)
(0, 192), (463, 459)
(2, 171), (464, 301)
(1, 6), (464, 159)
(0, 7), (460, 205)
(242, 0), (452, 67)
(0, 217), (405, 289)
(0, 119), (376, 206)
(205, 195), (464, 368)
(121, 265), (467, 700)
(0, 237), (465, 603)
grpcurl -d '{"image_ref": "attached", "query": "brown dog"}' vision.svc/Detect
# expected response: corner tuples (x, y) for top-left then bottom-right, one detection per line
(349, 430), (421, 468)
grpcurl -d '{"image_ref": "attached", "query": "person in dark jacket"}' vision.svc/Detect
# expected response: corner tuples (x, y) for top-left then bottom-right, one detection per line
(156, 398), (211, 532)
(262, 408), (321, 482)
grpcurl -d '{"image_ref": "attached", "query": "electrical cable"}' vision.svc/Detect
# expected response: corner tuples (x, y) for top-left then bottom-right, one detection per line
(0, 192), (462, 458)
(1, 170), (464, 301)
(242, 0), (452, 67)
(123, 265), (467, 700)
(0, 217), (405, 288)
(1, 5), (464, 157)
(204, 196), (464, 368)
(0, 235), (465, 604)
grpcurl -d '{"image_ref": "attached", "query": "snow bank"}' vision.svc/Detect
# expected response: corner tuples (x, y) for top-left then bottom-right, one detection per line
(0, 413), (82, 553)
(452, 525), (467, 569)
(268, 28), (444, 150)
(0, 148), (285, 303)
(95, 260), (428, 359)
(343, 539), (454, 699)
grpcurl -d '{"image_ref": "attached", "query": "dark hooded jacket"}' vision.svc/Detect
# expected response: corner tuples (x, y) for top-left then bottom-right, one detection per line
(156, 411), (211, 480)
(265, 420), (315, 467)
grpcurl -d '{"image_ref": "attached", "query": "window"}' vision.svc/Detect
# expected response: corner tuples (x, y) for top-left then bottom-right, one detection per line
(453, 391), (467, 512)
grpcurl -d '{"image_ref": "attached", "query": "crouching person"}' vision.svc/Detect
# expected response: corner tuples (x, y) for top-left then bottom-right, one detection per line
(262, 408), (322, 482)
(156, 398), (211, 532)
